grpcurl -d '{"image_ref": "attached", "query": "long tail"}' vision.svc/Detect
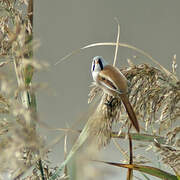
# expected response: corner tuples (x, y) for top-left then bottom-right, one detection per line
(120, 95), (140, 132)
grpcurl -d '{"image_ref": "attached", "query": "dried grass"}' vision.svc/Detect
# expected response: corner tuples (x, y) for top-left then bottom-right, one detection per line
(0, 0), (180, 179)
(88, 63), (180, 146)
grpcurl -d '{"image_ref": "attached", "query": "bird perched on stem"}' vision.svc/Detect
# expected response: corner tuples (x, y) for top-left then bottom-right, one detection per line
(91, 56), (140, 132)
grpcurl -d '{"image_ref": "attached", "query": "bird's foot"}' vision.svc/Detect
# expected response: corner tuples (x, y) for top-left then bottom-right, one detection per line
(104, 97), (117, 108)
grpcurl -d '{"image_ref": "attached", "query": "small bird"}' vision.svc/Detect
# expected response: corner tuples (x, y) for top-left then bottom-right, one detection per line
(91, 56), (140, 132)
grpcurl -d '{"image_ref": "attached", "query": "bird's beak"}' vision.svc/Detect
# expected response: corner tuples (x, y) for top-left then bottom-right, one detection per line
(95, 60), (99, 64)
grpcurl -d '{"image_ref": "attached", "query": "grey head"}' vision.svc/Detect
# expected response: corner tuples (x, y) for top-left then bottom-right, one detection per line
(91, 56), (108, 82)
(91, 56), (108, 73)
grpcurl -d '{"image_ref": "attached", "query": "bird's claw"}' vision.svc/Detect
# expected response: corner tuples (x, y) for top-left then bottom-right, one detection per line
(104, 97), (117, 108)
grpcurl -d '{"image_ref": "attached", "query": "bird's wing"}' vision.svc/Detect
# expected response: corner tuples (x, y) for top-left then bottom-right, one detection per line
(98, 65), (128, 93)
(98, 78), (125, 95)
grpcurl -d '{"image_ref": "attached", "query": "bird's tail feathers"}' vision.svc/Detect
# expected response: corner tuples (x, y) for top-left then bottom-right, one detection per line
(121, 95), (140, 132)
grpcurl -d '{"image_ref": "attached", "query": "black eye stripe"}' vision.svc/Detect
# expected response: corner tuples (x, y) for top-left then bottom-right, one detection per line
(98, 59), (103, 70)
(92, 63), (95, 71)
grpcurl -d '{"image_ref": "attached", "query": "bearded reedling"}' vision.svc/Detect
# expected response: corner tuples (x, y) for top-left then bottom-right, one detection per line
(91, 56), (140, 132)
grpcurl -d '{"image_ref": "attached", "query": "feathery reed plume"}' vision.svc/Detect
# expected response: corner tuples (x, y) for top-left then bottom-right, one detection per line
(88, 62), (180, 148)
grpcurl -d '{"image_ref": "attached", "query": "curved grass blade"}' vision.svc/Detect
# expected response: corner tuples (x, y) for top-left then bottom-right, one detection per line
(111, 132), (166, 144)
(55, 42), (178, 82)
(48, 112), (98, 180)
(96, 161), (178, 180)
(113, 18), (120, 67)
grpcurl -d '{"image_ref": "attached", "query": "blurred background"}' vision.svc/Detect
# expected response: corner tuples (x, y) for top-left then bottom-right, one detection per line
(34, 0), (180, 179)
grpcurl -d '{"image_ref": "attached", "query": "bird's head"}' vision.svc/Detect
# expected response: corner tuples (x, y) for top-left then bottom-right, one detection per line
(91, 56), (107, 73)
(91, 56), (108, 82)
